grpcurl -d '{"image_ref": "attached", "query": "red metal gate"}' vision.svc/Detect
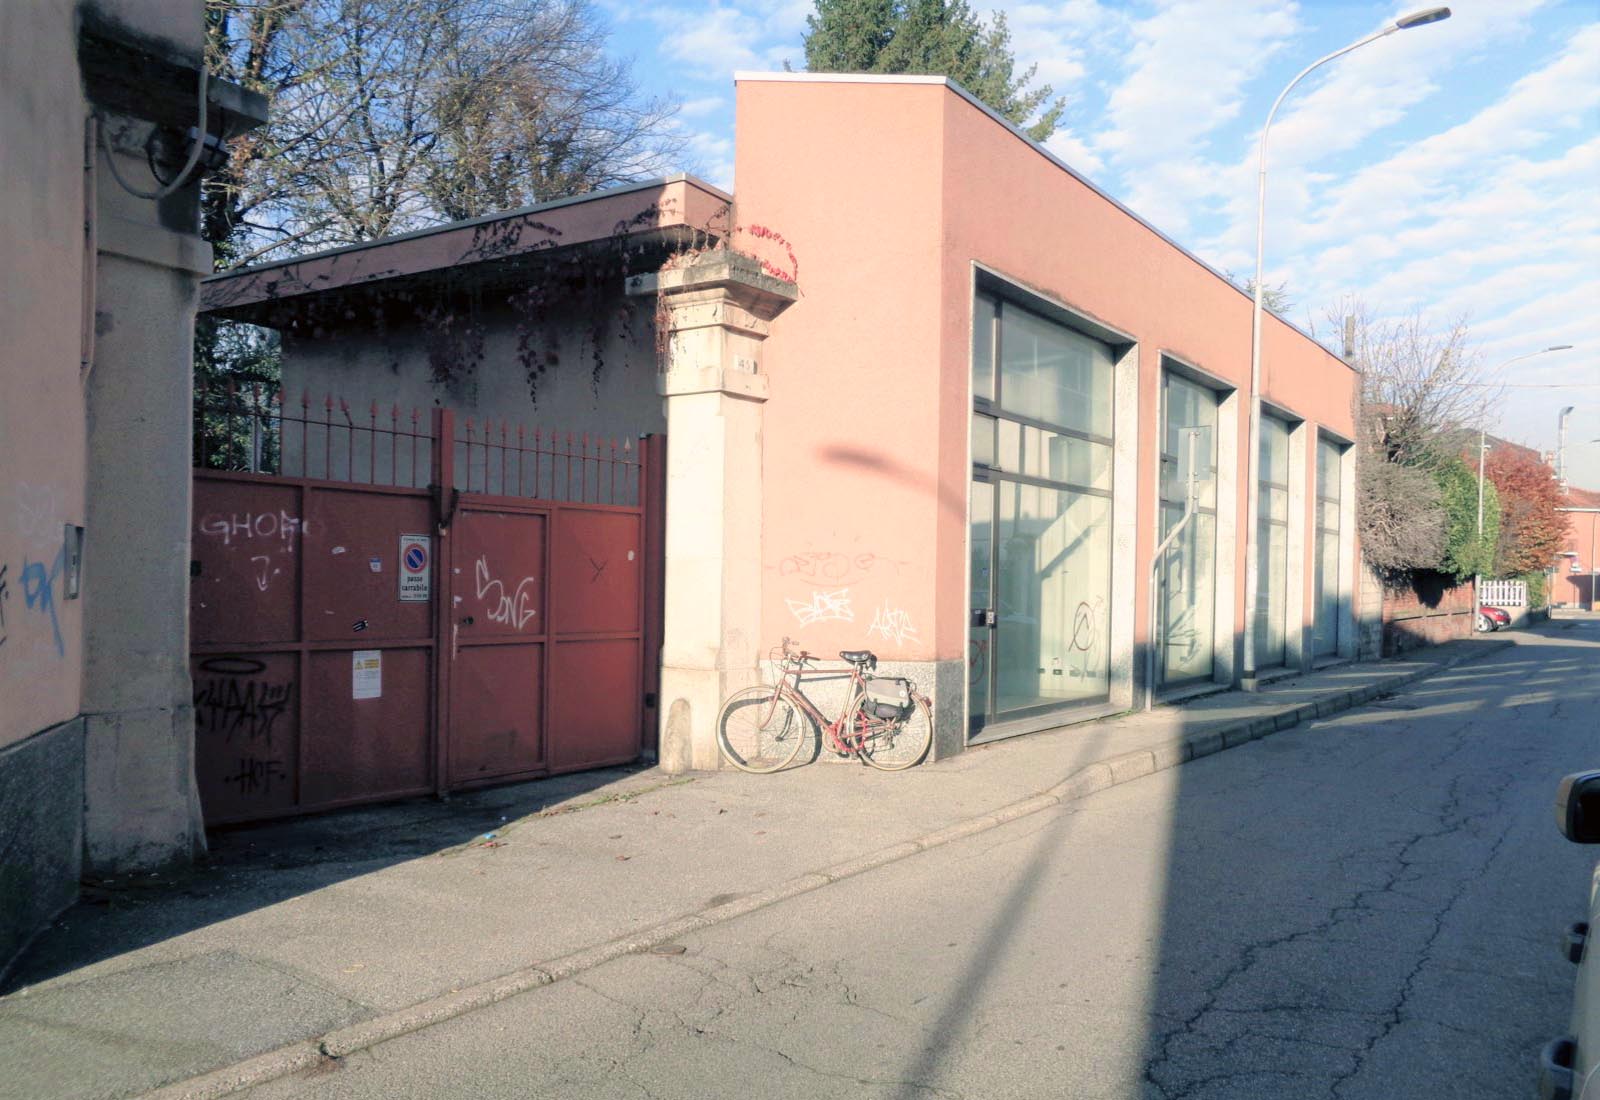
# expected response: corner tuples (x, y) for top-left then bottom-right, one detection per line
(190, 387), (664, 825)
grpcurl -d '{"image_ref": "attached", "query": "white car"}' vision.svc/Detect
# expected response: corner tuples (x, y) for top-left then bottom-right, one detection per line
(1541, 771), (1600, 1099)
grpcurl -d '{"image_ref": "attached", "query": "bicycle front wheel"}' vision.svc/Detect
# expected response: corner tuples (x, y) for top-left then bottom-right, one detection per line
(848, 693), (933, 771)
(716, 686), (807, 773)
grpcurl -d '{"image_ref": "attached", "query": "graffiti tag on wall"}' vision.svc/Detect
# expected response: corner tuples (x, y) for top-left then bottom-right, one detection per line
(867, 602), (919, 646)
(786, 588), (854, 626)
(776, 551), (906, 588)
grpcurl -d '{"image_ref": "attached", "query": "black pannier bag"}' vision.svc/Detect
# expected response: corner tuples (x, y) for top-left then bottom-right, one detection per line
(863, 676), (912, 719)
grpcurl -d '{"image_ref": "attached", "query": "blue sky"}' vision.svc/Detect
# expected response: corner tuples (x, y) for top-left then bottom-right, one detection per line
(601, 0), (1600, 487)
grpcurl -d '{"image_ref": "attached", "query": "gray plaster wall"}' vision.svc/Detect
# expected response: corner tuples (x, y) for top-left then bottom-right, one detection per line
(277, 293), (664, 488)
(0, 719), (84, 978)
(84, 181), (212, 875)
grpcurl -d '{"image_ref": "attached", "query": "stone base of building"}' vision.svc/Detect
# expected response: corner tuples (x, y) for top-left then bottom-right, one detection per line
(0, 718), (84, 978)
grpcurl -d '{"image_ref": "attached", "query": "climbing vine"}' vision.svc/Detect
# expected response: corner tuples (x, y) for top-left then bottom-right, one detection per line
(202, 197), (797, 411)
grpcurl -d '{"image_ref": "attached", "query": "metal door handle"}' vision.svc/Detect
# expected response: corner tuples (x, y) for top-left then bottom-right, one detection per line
(452, 623), (459, 660)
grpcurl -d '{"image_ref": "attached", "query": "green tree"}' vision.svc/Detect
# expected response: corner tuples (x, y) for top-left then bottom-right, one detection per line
(803, 0), (1064, 141)
(1435, 457), (1499, 581)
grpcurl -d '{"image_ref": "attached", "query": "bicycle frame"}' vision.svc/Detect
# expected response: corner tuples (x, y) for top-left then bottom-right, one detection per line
(761, 653), (874, 756)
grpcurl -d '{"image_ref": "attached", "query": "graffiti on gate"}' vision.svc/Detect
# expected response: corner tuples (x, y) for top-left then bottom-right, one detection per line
(194, 657), (293, 743)
(222, 756), (289, 797)
(474, 555), (538, 629)
(196, 510), (309, 548)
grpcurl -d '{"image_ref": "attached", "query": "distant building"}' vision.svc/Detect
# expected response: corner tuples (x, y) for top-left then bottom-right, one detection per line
(1558, 486), (1600, 609)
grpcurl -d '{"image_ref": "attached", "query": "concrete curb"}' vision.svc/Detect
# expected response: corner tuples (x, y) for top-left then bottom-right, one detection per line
(138, 639), (1512, 1100)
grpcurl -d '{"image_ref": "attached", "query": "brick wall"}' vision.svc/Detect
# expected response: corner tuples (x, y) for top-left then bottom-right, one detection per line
(1380, 570), (1475, 656)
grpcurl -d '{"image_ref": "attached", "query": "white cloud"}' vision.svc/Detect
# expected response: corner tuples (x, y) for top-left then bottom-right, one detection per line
(1300, 22), (1600, 249)
(659, 7), (770, 78)
(679, 96), (728, 119)
(1084, 0), (1301, 235)
(1044, 127), (1106, 177)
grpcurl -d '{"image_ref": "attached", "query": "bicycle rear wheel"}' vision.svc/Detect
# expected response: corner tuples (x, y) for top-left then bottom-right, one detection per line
(849, 692), (933, 771)
(716, 686), (807, 773)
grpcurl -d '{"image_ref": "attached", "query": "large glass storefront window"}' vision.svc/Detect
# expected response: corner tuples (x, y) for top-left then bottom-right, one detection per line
(970, 290), (1114, 734)
(1254, 416), (1291, 670)
(1157, 371), (1219, 689)
(1312, 436), (1344, 657)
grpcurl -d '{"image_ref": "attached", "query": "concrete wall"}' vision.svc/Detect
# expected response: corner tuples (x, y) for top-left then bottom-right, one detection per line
(278, 292), (665, 482)
(3, 0), (215, 970)
(734, 74), (1360, 749)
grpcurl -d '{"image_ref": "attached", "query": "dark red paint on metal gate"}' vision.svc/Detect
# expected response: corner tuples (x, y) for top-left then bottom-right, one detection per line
(190, 387), (663, 826)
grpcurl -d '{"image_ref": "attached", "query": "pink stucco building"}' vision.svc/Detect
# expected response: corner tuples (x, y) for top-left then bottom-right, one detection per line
(735, 73), (1357, 756)
(200, 73), (1361, 789)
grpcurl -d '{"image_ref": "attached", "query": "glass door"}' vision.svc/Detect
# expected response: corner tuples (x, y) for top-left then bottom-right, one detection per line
(969, 288), (1114, 736)
(1157, 372), (1219, 690)
(969, 476), (995, 732)
(1254, 416), (1290, 670)
(1312, 437), (1343, 657)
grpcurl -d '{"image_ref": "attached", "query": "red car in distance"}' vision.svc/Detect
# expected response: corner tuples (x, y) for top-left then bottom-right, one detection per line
(1476, 606), (1512, 632)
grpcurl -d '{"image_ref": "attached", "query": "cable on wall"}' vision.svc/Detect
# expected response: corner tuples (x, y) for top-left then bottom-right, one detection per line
(97, 61), (209, 201)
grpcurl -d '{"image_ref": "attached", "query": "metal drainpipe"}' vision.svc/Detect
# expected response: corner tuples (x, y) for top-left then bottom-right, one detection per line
(1146, 429), (1200, 712)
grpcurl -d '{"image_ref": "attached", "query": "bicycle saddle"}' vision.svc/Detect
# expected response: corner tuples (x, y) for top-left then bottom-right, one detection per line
(839, 650), (876, 665)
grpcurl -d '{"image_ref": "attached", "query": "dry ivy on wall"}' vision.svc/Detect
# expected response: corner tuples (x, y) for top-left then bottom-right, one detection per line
(212, 199), (802, 410)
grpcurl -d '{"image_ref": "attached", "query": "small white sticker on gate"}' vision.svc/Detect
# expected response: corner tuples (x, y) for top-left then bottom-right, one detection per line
(352, 650), (382, 700)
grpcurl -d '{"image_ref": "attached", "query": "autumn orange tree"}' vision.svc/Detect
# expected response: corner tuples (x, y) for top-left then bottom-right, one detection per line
(1485, 447), (1566, 577)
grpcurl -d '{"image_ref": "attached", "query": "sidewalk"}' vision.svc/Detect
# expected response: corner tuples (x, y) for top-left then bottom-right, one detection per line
(0, 634), (1517, 1100)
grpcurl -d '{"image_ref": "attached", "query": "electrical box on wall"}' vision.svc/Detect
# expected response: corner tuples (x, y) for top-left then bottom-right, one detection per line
(63, 524), (85, 599)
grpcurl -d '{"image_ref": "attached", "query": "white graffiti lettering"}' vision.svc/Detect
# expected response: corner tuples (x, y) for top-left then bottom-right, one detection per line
(197, 510), (309, 547)
(786, 588), (853, 626)
(474, 556), (538, 630)
(867, 602), (919, 646)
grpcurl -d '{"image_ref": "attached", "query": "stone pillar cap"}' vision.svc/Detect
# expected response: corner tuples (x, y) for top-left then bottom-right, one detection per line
(626, 249), (798, 318)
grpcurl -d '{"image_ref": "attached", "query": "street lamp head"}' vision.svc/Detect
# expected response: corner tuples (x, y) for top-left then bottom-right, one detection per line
(1547, 344), (1575, 352)
(1395, 7), (1452, 30)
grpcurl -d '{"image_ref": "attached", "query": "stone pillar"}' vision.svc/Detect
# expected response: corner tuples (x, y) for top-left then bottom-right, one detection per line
(80, 119), (215, 873)
(626, 252), (796, 772)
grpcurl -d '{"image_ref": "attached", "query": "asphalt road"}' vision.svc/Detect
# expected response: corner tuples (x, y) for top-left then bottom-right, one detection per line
(242, 626), (1600, 1100)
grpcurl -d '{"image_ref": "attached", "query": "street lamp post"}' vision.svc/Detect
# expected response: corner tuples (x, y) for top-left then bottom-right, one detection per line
(1474, 427), (1489, 632)
(1469, 346), (1573, 633)
(1241, 7), (1451, 688)
(1558, 405), (1576, 490)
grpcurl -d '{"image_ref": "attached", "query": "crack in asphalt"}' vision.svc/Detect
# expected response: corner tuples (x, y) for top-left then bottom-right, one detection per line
(1141, 697), (1530, 1100)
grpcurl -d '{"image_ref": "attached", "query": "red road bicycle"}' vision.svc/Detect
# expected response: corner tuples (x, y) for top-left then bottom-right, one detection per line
(715, 638), (933, 773)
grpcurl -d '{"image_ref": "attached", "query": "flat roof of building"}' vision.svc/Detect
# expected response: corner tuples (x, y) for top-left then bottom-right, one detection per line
(200, 175), (731, 318)
(734, 71), (1352, 371)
